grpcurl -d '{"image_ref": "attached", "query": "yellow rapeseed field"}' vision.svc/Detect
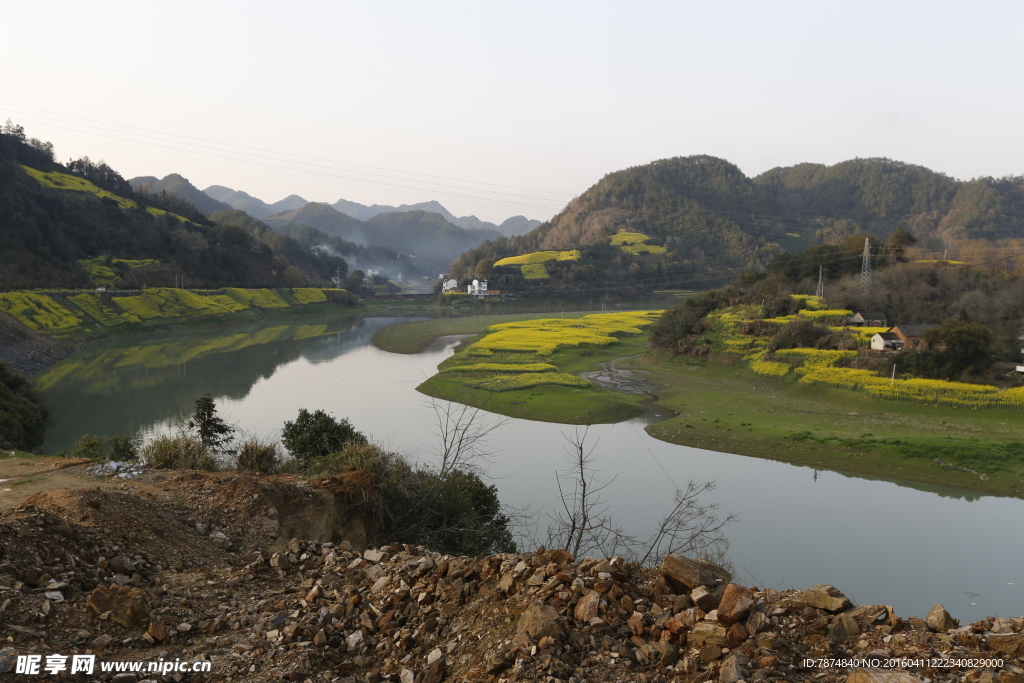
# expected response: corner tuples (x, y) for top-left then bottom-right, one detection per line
(222, 288), (290, 308)
(610, 230), (667, 254)
(493, 250), (581, 266)
(291, 288), (328, 304)
(0, 292), (82, 333)
(436, 310), (661, 393)
(493, 250), (581, 279)
(66, 293), (141, 326)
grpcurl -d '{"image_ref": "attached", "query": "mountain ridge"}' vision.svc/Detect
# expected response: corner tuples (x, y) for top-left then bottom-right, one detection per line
(447, 155), (1024, 297)
(204, 184), (540, 236)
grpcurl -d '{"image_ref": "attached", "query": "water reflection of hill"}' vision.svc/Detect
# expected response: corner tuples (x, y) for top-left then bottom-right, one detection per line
(39, 315), (417, 452)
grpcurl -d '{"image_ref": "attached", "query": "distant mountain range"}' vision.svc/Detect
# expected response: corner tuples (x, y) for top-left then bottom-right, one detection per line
(260, 203), (503, 276)
(204, 185), (308, 220)
(200, 182), (540, 237)
(125, 174), (541, 276)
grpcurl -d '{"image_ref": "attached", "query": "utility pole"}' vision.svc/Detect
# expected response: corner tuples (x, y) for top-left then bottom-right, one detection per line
(860, 238), (872, 292)
(815, 265), (824, 300)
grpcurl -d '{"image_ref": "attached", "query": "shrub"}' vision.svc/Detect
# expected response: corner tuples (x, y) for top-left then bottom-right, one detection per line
(108, 433), (141, 461)
(64, 434), (105, 460)
(282, 409), (368, 466)
(236, 436), (281, 474)
(313, 442), (514, 555)
(141, 433), (217, 470)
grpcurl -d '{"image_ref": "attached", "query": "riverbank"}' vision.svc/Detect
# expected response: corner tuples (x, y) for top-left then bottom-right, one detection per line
(375, 314), (1024, 498)
(628, 352), (1024, 498)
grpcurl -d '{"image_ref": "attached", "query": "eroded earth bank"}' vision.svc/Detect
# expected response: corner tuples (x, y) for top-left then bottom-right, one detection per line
(0, 467), (1021, 683)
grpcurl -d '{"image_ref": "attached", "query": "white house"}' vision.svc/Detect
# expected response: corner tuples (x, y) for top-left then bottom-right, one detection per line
(441, 278), (459, 293)
(871, 332), (903, 351)
(467, 279), (488, 298)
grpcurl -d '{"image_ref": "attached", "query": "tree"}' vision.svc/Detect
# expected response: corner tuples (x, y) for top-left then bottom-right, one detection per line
(186, 393), (235, 451)
(1, 119), (25, 141)
(281, 409), (367, 466)
(546, 427), (735, 565)
(925, 320), (992, 369)
(884, 226), (917, 263)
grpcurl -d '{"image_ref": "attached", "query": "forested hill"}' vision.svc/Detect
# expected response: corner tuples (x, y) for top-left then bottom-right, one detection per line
(0, 128), (347, 290)
(448, 156), (1024, 295)
(755, 158), (1024, 242)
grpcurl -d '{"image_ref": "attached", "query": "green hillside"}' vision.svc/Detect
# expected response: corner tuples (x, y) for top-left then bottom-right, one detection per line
(0, 129), (348, 291)
(448, 156), (1024, 298)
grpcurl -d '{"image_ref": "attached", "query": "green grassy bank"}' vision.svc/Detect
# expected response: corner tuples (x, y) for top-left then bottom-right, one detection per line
(627, 352), (1024, 498)
(376, 313), (652, 423)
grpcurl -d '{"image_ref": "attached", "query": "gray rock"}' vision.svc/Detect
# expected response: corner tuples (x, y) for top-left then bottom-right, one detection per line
(925, 604), (956, 632)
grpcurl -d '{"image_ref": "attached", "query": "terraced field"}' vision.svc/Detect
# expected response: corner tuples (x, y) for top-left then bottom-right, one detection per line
(0, 287), (346, 337)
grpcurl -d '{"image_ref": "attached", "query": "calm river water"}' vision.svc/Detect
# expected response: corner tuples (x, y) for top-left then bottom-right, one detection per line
(38, 313), (1023, 623)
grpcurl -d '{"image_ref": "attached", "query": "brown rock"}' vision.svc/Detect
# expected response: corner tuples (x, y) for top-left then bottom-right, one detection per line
(660, 555), (731, 590)
(107, 555), (136, 574)
(91, 634), (113, 650)
(699, 644), (723, 663)
(146, 621), (168, 643)
(486, 649), (513, 674)
(664, 617), (687, 634)
(745, 611), (770, 635)
(845, 670), (922, 683)
(925, 604), (956, 632)
(717, 584), (755, 626)
(986, 633), (1024, 656)
(498, 572), (516, 594)
(688, 622), (727, 647)
(650, 640), (678, 665)
(517, 602), (564, 641)
(725, 622), (748, 648)
(313, 629), (328, 646)
(423, 657), (445, 683)
(692, 585), (718, 611)
(549, 549), (573, 564)
(799, 584), (851, 613)
(720, 654), (747, 683)
(628, 611), (646, 636)
(848, 604), (897, 628)
(829, 613), (860, 643)
(574, 591), (600, 622)
(87, 585), (149, 628)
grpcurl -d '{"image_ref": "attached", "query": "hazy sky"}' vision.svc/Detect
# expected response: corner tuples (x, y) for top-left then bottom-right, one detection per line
(3, 1), (1022, 223)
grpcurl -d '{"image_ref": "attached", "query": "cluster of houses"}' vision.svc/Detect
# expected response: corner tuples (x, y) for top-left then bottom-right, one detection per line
(440, 277), (501, 299)
(847, 311), (937, 352)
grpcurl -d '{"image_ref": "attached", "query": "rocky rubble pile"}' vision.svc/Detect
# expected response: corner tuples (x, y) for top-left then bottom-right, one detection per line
(85, 462), (146, 479)
(0, 477), (1020, 683)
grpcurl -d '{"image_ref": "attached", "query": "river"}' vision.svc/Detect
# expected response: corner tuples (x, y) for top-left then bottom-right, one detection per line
(37, 313), (1023, 623)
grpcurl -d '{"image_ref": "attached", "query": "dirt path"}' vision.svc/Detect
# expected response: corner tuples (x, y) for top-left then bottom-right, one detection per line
(0, 456), (125, 508)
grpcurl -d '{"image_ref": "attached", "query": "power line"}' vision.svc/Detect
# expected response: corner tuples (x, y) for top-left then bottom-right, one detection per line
(0, 103), (576, 198)
(3, 114), (568, 212)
